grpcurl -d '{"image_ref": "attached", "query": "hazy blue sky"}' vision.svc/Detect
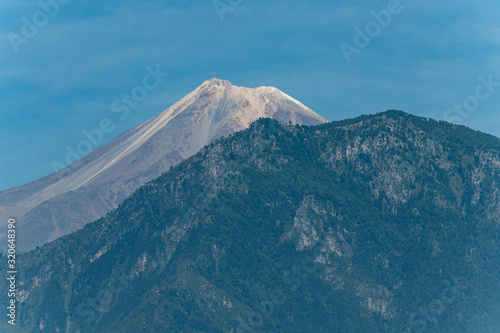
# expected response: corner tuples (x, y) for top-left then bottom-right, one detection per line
(1, 0), (499, 190)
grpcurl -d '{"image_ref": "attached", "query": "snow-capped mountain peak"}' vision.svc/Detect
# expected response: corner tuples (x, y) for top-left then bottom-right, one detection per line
(0, 79), (327, 252)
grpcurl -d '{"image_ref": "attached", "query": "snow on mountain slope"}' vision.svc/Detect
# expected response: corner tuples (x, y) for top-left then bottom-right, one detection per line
(0, 78), (327, 252)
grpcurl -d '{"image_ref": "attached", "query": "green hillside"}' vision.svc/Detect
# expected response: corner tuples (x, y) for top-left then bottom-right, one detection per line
(7, 111), (500, 332)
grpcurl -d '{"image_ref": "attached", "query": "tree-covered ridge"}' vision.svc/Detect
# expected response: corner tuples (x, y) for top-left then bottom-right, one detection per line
(7, 110), (500, 332)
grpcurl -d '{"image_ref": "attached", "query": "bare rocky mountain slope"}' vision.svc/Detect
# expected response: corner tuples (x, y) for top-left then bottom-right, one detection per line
(0, 78), (326, 252)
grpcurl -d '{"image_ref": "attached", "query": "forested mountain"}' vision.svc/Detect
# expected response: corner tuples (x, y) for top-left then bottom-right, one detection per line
(8, 110), (500, 332)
